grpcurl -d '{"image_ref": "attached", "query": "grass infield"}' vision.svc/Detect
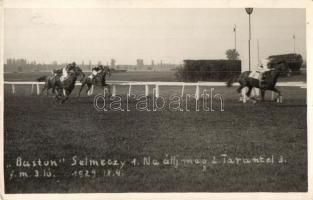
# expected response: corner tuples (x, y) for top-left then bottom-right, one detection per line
(4, 84), (307, 192)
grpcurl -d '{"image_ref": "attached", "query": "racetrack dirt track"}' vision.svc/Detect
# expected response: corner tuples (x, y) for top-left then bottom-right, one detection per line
(4, 84), (307, 192)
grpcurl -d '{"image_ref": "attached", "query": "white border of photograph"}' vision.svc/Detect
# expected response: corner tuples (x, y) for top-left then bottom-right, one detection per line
(0, 0), (311, 200)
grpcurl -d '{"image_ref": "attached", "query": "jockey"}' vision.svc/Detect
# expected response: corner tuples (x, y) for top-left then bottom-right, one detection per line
(89, 64), (104, 80)
(259, 58), (273, 86)
(52, 69), (62, 77)
(249, 58), (273, 87)
(60, 62), (76, 81)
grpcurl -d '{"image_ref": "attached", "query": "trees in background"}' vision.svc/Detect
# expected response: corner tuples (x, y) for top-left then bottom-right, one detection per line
(225, 49), (240, 60)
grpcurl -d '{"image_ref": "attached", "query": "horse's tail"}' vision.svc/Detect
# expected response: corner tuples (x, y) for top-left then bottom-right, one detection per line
(37, 75), (47, 82)
(226, 75), (239, 87)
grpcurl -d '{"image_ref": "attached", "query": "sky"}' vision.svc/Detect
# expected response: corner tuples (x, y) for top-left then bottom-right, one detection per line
(4, 8), (306, 70)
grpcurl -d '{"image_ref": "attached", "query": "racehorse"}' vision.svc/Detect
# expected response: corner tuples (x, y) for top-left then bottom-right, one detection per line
(54, 66), (85, 104)
(226, 61), (289, 103)
(37, 75), (58, 95)
(78, 66), (111, 97)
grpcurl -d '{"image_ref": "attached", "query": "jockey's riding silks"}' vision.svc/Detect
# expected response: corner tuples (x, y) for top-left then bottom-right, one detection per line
(60, 67), (69, 81)
(88, 70), (98, 79)
(60, 63), (76, 82)
(89, 65), (104, 79)
(249, 58), (272, 81)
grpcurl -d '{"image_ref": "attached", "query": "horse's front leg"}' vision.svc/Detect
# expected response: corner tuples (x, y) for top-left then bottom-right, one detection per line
(61, 95), (69, 104)
(55, 89), (61, 101)
(60, 90), (70, 104)
(46, 84), (52, 96)
(52, 82), (57, 94)
(236, 85), (243, 94)
(86, 83), (93, 96)
(78, 82), (85, 97)
(271, 87), (282, 103)
(246, 86), (253, 98)
(101, 85), (112, 97)
(40, 85), (47, 96)
(241, 86), (255, 103)
(107, 85), (112, 96)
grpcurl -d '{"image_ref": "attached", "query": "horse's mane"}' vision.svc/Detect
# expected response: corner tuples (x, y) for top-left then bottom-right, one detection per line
(263, 65), (282, 85)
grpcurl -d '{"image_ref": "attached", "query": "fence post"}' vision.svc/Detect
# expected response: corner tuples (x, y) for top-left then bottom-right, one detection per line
(103, 88), (108, 97)
(31, 84), (34, 95)
(195, 84), (200, 100)
(145, 85), (149, 97)
(181, 84), (185, 97)
(155, 84), (159, 98)
(36, 84), (40, 95)
(112, 85), (116, 96)
(12, 84), (15, 95)
(128, 83), (132, 96)
(242, 87), (247, 103)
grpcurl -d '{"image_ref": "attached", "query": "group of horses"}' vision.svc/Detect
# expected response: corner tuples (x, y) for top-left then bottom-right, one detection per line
(37, 66), (111, 104)
(37, 61), (288, 104)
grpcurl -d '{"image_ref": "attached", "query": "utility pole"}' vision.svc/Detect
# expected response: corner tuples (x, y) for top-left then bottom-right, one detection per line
(257, 39), (260, 66)
(245, 8), (253, 71)
(293, 34), (296, 53)
(234, 25), (237, 50)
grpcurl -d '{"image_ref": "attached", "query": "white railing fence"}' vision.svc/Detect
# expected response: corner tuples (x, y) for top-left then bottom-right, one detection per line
(4, 81), (306, 103)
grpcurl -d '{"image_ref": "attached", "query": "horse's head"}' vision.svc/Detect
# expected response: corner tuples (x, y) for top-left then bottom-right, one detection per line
(68, 66), (84, 80)
(270, 60), (289, 76)
(263, 60), (288, 84)
(78, 71), (86, 82)
(103, 66), (111, 77)
(73, 66), (81, 75)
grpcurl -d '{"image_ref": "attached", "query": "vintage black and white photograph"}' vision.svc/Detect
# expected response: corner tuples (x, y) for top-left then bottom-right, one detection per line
(1, 0), (310, 197)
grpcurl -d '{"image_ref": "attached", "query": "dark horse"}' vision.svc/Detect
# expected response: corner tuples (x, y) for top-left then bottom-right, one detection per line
(54, 66), (85, 104)
(37, 71), (85, 96)
(37, 75), (59, 95)
(226, 61), (289, 103)
(78, 66), (111, 97)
